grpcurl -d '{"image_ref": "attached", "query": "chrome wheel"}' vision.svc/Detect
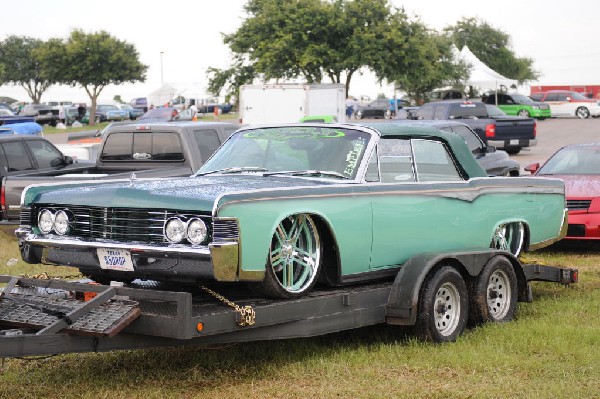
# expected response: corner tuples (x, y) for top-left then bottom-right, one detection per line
(434, 281), (462, 337)
(356, 110), (364, 119)
(576, 106), (590, 119)
(517, 109), (530, 117)
(487, 269), (512, 320)
(491, 222), (525, 256)
(262, 214), (321, 297)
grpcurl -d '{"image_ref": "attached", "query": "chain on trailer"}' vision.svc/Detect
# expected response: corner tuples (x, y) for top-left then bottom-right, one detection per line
(200, 286), (256, 327)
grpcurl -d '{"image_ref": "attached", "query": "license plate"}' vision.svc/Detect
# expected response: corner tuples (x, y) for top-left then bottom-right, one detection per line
(510, 139), (520, 145)
(97, 248), (134, 271)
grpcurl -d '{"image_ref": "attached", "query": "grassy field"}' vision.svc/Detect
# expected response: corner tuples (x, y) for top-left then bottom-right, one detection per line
(0, 228), (598, 398)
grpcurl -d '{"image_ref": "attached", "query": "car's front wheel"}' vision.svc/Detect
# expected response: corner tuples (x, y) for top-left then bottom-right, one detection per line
(259, 214), (322, 298)
(576, 106), (590, 119)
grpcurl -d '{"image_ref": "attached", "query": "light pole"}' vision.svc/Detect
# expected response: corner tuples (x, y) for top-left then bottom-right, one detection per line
(160, 51), (164, 85)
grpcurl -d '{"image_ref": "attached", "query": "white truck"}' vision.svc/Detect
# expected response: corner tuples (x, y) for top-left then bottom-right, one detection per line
(239, 83), (346, 125)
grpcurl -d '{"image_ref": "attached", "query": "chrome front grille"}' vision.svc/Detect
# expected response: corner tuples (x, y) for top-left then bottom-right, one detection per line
(212, 218), (240, 242)
(28, 205), (212, 244)
(20, 207), (32, 228)
(566, 199), (591, 211)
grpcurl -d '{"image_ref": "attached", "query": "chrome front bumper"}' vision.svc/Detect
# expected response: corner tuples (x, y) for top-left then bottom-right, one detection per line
(16, 229), (253, 282)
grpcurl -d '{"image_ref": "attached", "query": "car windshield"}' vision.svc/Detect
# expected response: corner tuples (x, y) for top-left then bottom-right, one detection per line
(538, 146), (600, 175)
(511, 94), (534, 103)
(197, 126), (372, 180)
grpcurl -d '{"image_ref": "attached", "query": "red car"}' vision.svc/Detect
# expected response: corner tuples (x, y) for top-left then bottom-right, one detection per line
(526, 143), (600, 240)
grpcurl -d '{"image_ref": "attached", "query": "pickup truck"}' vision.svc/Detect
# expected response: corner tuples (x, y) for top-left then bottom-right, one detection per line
(412, 100), (537, 154)
(1, 121), (238, 223)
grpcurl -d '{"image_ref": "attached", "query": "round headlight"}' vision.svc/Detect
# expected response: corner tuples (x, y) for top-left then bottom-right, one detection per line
(54, 210), (72, 235)
(164, 217), (186, 243)
(187, 218), (207, 245)
(38, 209), (54, 234)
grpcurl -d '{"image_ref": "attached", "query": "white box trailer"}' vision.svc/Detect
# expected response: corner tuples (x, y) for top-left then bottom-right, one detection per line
(239, 83), (346, 125)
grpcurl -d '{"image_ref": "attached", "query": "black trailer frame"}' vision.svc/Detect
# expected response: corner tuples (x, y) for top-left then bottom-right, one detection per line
(0, 250), (578, 358)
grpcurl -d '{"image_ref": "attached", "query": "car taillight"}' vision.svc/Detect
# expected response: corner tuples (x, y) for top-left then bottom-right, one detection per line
(533, 121), (537, 138)
(485, 123), (496, 138)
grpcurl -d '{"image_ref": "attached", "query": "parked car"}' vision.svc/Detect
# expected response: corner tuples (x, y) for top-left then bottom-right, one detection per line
(355, 99), (393, 119)
(95, 104), (128, 122)
(117, 104), (144, 120)
(19, 104), (59, 126)
(393, 120), (520, 176)
(138, 107), (193, 123)
(525, 143), (600, 241)
(0, 122), (43, 136)
(425, 89), (465, 102)
(483, 93), (551, 119)
(17, 123), (566, 299)
(130, 97), (148, 113)
(299, 115), (338, 123)
(529, 90), (600, 119)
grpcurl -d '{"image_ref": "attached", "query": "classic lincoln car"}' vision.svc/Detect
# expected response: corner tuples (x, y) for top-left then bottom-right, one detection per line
(16, 123), (567, 298)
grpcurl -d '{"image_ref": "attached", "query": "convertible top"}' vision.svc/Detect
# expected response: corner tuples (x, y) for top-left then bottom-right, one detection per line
(362, 122), (488, 179)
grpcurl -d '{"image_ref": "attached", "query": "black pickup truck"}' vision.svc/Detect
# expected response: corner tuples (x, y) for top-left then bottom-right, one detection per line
(412, 100), (537, 154)
(1, 121), (238, 223)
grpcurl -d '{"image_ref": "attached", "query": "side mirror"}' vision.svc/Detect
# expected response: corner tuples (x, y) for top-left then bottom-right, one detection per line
(566, 96), (572, 102)
(524, 163), (540, 174)
(65, 155), (74, 165)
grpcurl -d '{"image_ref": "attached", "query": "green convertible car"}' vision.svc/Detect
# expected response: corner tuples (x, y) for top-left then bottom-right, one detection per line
(16, 123), (567, 298)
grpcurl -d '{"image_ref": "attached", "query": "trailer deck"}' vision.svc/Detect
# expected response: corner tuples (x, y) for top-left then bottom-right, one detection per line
(0, 256), (578, 358)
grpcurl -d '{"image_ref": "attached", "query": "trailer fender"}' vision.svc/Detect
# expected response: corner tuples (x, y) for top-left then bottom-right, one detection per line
(385, 250), (526, 326)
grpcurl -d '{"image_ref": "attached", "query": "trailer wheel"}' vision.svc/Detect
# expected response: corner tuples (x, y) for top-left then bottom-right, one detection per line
(415, 266), (468, 343)
(468, 256), (517, 325)
(259, 214), (322, 298)
(491, 222), (525, 257)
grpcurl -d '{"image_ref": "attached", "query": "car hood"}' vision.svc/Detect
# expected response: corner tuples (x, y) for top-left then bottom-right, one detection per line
(28, 175), (338, 213)
(543, 174), (600, 197)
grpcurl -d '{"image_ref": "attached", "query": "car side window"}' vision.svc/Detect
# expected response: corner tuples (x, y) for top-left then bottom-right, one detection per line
(26, 140), (63, 169)
(412, 139), (462, 182)
(545, 93), (559, 101)
(376, 138), (415, 183)
(193, 129), (222, 161)
(0, 141), (35, 172)
(449, 125), (484, 154)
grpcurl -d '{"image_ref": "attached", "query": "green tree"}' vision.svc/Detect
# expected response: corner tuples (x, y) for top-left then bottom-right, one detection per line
(0, 35), (57, 103)
(373, 27), (469, 104)
(445, 17), (538, 83)
(42, 30), (147, 125)
(209, 0), (422, 101)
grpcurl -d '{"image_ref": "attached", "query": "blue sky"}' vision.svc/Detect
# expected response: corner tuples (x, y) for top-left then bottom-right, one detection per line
(2, 0), (599, 103)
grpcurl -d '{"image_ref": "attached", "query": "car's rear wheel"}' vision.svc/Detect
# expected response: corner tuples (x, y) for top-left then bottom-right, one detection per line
(384, 109), (392, 119)
(576, 106), (590, 119)
(491, 222), (525, 257)
(259, 214), (322, 298)
(355, 110), (364, 119)
(517, 109), (530, 117)
(415, 266), (468, 343)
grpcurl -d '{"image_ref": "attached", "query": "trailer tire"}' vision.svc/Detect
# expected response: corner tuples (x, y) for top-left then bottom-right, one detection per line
(468, 256), (517, 326)
(415, 266), (468, 343)
(258, 214), (322, 298)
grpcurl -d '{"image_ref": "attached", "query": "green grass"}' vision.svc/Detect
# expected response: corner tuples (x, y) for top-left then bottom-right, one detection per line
(1, 232), (598, 398)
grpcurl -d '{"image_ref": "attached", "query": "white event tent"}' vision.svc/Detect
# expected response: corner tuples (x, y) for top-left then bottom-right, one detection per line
(457, 46), (518, 91)
(147, 83), (211, 107)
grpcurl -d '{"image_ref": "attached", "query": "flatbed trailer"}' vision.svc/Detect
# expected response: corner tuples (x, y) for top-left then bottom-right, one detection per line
(0, 250), (577, 358)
